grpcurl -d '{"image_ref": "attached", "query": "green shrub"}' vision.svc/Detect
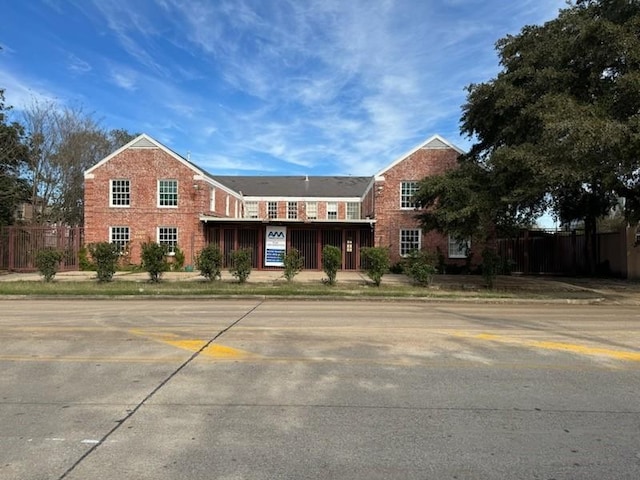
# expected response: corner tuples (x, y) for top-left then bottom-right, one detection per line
(282, 248), (304, 282)
(171, 246), (186, 271)
(229, 249), (252, 283)
(35, 248), (64, 282)
(141, 241), (169, 283)
(78, 246), (95, 271)
(322, 245), (341, 285)
(481, 247), (501, 290)
(405, 250), (437, 286)
(196, 244), (224, 281)
(88, 242), (120, 282)
(361, 246), (390, 286)
(389, 262), (404, 274)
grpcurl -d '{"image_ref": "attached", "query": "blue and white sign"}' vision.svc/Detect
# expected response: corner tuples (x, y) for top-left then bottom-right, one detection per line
(265, 226), (287, 267)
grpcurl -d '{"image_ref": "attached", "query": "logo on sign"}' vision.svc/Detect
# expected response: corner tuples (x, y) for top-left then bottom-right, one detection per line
(267, 232), (285, 239)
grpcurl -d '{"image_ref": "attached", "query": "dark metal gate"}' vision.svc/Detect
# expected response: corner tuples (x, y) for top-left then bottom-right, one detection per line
(0, 226), (83, 272)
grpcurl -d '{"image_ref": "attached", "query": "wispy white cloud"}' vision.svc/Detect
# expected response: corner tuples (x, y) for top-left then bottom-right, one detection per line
(67, 53), (91, 74)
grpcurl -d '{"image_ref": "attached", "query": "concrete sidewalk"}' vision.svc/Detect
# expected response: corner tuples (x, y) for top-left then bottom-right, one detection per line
(0, 269), (412, 285)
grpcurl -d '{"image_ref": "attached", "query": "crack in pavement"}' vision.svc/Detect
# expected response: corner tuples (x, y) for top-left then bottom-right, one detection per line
(56, 299), (265, 480)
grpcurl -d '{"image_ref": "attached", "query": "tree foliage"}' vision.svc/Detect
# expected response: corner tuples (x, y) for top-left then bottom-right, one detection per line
(0, 89), (29, 227)
(197, 244), (224, 281)
(321, 245), (341, 285)
(416, 0), (640, 274)
(141, 241), (169, 283)
(360, 246), (390, 286)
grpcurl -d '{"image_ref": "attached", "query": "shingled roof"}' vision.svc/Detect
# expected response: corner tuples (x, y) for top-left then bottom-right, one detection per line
(212, 175), (372, 198)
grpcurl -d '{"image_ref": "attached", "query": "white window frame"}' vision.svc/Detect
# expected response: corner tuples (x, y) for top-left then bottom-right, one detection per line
(245, 201), (259, 219)
(400, 181), (418, 209)
(158, 179), (178, 208)
(346, 202), (360, 220)
(306, 201), (317, 220)
(209, 188), (216, 211)
(110, 179), (130, 207)
(287, 201), (298, 220)
(225, 196), (230, 216)
(327, 202), (338, 220)
(158, 226), (178, 255)
(268, 201), (278, 219)
(109, 226), (130, 253)
(448, 235), (471, 258)
(400, 229), (421, 257)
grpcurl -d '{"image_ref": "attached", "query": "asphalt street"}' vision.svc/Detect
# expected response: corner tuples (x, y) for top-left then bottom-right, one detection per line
(1, 299), (639, 479)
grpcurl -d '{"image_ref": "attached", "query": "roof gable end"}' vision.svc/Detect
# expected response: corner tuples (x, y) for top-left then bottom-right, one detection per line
(374, 134), (465, 180)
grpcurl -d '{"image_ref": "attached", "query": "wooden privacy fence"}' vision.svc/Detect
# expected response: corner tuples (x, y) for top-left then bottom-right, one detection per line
(0, 226), (83, 272)
(497, 229), (627, 277)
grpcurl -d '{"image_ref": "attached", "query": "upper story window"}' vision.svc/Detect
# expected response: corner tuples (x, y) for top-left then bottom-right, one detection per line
(346, 202), (360, 220)
(245, 201), (258, 219)
(327, 202), (338, 220)
(158, 180), (178, 207)
(306, 202), (317, 220)
(400, 181), (418, 209)
(268, 201), (278, 219)
(288, 201), (298, 220)
(448, 235), (471, 258)
(158, 226), (178, 255)
(209, 188), (216, 211)
(110, 179), (130, 207)
(109, 226), (130, 253)
(400, 229), (421, 256)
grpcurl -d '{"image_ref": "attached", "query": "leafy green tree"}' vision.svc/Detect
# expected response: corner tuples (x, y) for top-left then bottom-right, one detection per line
(197, 244), (224, 281)
(360, 247), (390, 286)
(321, 245), (341, 285)
(417, 0), (640, 275)
(141, 241), (169, 283)
(229, 249), (252, 283)
(0, 88), (29, 227)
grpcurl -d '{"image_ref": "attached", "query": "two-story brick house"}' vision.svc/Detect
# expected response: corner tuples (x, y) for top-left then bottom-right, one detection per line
(83, 133), (465, 269)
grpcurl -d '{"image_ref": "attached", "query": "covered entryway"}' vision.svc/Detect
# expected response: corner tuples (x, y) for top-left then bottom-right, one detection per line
(202, 220), (374, 271)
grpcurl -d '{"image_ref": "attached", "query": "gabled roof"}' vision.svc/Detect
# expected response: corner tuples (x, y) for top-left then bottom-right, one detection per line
(374, 134), (465, 180)
(83, 134), (241, 198)
(213, 175), (372, 198)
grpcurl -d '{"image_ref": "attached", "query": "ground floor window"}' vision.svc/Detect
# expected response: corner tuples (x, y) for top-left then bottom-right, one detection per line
(448, 235), (470, 258)
(109, 226), (130, 252)
(158, 226), (178, 254)
(400, 229), (421, 256)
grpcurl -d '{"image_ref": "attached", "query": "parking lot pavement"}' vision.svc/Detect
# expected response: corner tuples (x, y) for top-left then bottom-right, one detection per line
(1, 299), (639, 480)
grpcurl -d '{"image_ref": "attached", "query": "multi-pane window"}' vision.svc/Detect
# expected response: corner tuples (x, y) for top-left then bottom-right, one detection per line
(327, 202), (338, 220)
(158, 180), (178, 207)
(110, 179), (130, 207)
(346, 202), (360, 220)
(306, 202), (317, 220)
(400, 181), (418, 209)
(400, 229), (421, 256)
(448, 235), (470, 258)
(268, 201), (278, 219)
(245, 201), (258, 219)
(287, 201), (298, 219)
(158, 227), (178, 254)
(109, 226), (130, 253)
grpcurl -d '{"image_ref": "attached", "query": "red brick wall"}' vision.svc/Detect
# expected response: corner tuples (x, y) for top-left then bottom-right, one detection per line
(374, 146), (460, 266)
(84, 146), (232, 265)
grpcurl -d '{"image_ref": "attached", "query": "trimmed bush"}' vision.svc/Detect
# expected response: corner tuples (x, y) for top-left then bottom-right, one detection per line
(35, 248), (64, 282)
(282, 248), (304, 282)
(229, 249), (252, 283)
(88, 242), (120, 282)
(405, 250), (437, 286)
(196, 244), (224, 281)
(171, 246), (186, 271)
(321, 245), (341, 285)
(141, 241), (169, 283)
(361, 246), (390, 286)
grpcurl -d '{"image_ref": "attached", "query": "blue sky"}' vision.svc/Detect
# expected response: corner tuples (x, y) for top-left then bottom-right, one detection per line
(1, 0), (565, 177)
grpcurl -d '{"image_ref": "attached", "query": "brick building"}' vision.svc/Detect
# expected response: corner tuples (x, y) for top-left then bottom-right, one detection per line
(83, 133), (466, 269)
